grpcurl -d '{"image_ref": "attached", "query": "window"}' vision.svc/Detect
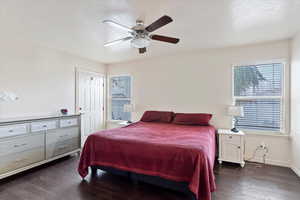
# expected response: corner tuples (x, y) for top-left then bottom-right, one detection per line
(233, 62), (284, 132)
(109, 76), (132, 121)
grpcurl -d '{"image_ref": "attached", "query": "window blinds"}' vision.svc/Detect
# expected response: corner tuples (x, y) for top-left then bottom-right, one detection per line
(236, 99), (281, 131)
(234, 63), (283, 97)
(233, 63), (283, 132)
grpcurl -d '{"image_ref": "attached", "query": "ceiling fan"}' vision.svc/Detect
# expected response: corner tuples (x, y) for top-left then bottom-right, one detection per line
(103, 15), (180, 54)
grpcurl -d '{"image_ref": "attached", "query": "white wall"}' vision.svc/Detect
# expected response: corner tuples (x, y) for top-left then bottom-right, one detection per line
(291, 33), (300, 176)
(0, 38), (106, 118)
(108, 40), (291, 167)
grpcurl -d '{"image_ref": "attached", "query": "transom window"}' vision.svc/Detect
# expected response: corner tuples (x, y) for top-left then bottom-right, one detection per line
(109, 76), (132, 121)
(233, 62), (284, 132)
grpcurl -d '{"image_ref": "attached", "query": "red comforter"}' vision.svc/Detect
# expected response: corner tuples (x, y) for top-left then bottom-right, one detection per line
(78, 122), (216, 200)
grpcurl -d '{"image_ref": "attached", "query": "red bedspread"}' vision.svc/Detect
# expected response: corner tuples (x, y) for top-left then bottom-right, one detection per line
(78, 122), (216, 200)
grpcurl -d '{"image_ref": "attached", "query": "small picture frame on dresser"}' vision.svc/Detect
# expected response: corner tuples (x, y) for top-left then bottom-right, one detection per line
(218, 129), (245, 167)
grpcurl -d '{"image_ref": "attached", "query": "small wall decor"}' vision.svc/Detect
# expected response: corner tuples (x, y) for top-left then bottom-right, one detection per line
(0, 91), (19, 102)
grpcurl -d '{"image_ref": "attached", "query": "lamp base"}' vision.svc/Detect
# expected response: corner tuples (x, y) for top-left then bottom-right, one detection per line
(231, 127), (239, 133)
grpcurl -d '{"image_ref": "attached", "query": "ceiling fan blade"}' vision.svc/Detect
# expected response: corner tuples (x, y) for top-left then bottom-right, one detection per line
(103, 20), (134, 33)
(104, 36), (133, 47)
(145, 15), (173, 32)
(139, 48), (146, 54)
(150, 34), (180, 44)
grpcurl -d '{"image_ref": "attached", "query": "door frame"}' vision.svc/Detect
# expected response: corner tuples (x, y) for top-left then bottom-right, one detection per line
(75, 68), (106, 136)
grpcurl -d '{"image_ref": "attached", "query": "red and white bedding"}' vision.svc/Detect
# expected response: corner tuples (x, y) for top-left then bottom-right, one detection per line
(78, 121), (216, 200)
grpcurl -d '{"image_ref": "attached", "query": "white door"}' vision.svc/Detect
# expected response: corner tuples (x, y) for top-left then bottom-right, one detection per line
(76, 70), (105, 145)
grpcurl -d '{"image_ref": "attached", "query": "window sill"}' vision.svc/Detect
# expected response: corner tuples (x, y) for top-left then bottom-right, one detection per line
(242, 130), (290, 137)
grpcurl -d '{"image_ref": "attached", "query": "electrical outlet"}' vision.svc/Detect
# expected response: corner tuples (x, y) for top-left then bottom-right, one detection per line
(259, 142), (267, 149)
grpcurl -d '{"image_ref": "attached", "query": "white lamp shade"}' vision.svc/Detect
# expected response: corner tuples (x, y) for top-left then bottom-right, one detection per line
(123, 104), (134, 113)
(227, 106), (244, 117)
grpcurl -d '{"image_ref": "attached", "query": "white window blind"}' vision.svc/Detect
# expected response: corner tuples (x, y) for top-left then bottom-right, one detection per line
(109, 76), (132, 121)
(233, 63), (284, 132)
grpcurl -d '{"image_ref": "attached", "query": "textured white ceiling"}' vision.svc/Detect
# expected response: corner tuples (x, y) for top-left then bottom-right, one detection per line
(1, 0), (300, 63)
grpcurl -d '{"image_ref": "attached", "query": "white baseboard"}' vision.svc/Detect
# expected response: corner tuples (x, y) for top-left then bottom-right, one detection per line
(246, 157), (291, 168)
(291, 166), (300, 177)
(247, 157), (300, 177)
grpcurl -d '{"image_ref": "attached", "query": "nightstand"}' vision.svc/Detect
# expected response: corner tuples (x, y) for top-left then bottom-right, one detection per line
(106, 121), (132, 129)
(218, 129), (245, 167)
(118, 121), (132, 127)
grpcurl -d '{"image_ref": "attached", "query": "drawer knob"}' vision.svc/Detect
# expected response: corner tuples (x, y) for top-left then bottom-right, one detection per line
(237, 146), (241, 149)
(229, 136), (232, 139)
(8, 129), (14, 133)
(14, 158), (27, 163)
(43, 125), (47, 128)
(58, 146), (68, 150)
(14, 143), (27, 148)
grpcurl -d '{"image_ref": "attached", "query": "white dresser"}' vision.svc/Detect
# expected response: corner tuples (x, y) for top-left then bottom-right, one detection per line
(0, 114), (81, 179)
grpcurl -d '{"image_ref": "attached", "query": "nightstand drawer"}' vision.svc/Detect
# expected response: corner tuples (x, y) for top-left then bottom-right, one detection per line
(221, 142), (242, 162)
(222, 134), (241, 145)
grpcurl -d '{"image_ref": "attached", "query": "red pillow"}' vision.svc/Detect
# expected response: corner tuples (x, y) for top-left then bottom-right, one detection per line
(140, 111), (174, 123)
(173, 113), (212, 126)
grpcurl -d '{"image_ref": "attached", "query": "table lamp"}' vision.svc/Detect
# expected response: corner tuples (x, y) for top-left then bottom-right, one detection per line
(228, 106), (244, 133)
(123, 104), (134, 123)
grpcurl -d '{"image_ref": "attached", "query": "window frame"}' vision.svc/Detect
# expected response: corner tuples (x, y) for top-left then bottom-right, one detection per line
(231, 60), (287, 134)
(108, 74), (133, 122)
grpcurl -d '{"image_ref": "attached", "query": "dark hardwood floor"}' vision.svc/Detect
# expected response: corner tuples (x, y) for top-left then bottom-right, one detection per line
(0, 155), (299, 200)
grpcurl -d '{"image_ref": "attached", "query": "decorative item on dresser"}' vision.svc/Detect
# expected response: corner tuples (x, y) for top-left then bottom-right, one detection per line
(60, 109), (68, 115)
(0, 114), (81, 179)
(218, 129), (245, 167)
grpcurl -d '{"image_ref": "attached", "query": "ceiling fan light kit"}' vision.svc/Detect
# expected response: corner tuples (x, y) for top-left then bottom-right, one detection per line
(103, 15), (180, 54)
(131, 37), (151, 48)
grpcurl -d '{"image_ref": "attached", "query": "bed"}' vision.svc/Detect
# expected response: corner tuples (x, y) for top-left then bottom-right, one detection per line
(78, 113), (216, 200)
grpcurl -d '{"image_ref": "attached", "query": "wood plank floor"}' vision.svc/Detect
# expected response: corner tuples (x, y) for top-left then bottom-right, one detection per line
(0, 155), (299, 200)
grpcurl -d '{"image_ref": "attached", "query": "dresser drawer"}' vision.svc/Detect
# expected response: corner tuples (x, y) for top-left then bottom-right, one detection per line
(31, 120), (57, 132)
(0, 147), (44, 174)
(0, 124), (28, 139)
(46, 127), (80, 159)
(0, 134), (44, 157)
(222, 134), (241, 145)
(46, 127), (79, 145)
(60, 118), (78, 128)
(46, 137), (80, 159)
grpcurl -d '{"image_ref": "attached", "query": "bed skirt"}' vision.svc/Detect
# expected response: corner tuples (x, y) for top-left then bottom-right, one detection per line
(91, 165), (196, 200)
